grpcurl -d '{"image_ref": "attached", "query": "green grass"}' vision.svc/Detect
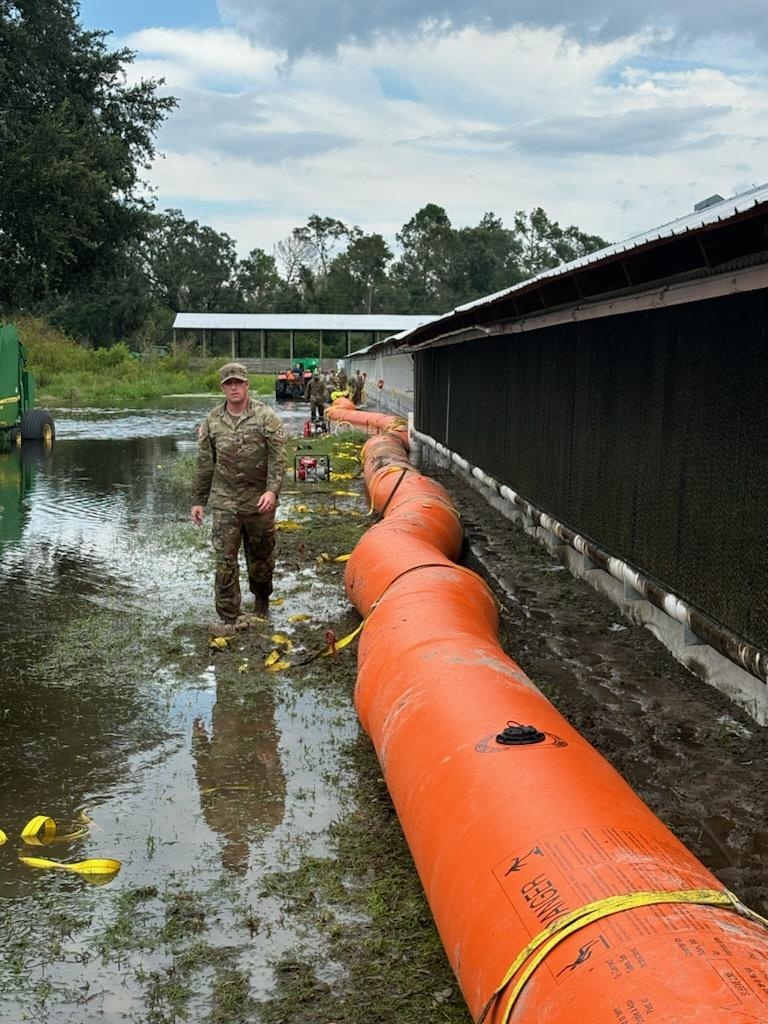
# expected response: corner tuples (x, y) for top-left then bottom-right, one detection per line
(258, 732), (470, 1024)
(14, 316), (274, 405)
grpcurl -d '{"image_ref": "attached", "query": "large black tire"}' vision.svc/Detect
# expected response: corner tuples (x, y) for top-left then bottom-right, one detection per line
(20, 408), (55, 441)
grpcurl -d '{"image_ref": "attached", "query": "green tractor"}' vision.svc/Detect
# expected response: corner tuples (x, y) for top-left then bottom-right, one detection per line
(0, 323), (55, 444)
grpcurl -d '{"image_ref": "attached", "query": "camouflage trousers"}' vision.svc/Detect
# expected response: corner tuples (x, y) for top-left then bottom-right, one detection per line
(211, 509), (276, 621)
(309, 399), (324, 421)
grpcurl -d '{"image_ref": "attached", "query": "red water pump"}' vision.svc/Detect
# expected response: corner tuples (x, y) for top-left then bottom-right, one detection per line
(294, 454), (330, 482)
(303, 419), (329, 437)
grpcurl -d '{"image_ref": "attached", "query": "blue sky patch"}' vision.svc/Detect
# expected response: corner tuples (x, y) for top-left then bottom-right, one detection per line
(79, 0), (220, 36)
(601, 54), (735, 87)
(374, 67), (420, 101)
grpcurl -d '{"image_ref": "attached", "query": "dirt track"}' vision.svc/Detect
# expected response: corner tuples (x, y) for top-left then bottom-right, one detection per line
(431, 464), (768, 917)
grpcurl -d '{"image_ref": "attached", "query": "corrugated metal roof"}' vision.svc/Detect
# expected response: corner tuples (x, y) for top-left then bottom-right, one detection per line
(397, 183), (768, 341)
(173, 313), (438, 331)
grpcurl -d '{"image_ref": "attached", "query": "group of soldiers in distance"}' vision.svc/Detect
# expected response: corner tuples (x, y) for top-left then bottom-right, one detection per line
(304, 366), (365, 423)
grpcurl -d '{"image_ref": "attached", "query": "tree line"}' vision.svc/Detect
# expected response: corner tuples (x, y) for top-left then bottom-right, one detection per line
(0, 0), (608, 349)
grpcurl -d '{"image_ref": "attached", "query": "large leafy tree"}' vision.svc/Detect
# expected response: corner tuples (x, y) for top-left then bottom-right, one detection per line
(237, 247), (283, 311)
(0, 0), (176, 309)
(327, 232), (393, 313)
(138, 209), (241, 313)
(452, 212), (523, 302)
(512, 207), (608, 279)
(292, 214), (350, 280)
(390, 203), (459, 312)
(41, 256), (157, 345)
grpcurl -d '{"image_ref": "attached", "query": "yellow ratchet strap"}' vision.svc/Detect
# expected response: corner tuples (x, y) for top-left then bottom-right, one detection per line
(368, 464), (411, 515)
(321, 619), (365, 656)
(21, 815), (89, 845)
(19, 855), (121, 879)
(478, 887), (768, 1024)
(325, 561), (483, 657)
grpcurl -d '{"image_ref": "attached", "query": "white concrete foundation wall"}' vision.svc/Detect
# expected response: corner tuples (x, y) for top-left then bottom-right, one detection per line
(418, 442), (768, 726)
(345, 350), (414, 415)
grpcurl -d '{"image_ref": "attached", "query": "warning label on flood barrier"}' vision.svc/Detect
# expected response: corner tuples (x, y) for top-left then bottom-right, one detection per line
(491, 826), (768, 1015)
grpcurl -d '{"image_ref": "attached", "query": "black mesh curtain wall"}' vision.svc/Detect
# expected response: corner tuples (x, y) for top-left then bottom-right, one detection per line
(414, 289), (768, 650)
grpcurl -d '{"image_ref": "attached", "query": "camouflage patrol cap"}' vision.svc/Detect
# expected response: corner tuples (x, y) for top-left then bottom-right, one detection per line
(219, 362), (249, 383)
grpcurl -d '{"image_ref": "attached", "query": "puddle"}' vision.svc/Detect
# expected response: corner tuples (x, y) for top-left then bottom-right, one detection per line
(0, 398), (364, 1023)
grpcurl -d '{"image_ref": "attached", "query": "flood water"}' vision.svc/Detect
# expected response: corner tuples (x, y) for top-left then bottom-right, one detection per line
(0, 397), (360, 1022)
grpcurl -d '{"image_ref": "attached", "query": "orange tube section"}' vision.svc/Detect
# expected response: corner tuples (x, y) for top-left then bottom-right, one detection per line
(345, 432), (768, 1023)
(326, 405), (408, 445)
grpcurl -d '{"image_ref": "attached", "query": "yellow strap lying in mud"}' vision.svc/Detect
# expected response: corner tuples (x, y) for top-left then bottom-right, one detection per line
(478, 887), (768, 1024)
(0, 829), (6, 845)
(19, 855), (121, 878)
(321, 620), (364, 656)
(316, 552), (351, 564)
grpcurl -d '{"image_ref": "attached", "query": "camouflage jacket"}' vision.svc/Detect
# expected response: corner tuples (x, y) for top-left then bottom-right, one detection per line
(304, 377), (326, 402)
(192, 399), (288, 512)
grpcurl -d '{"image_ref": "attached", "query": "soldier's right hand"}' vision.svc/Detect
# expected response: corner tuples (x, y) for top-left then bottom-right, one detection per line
(191, 505), (205, 525)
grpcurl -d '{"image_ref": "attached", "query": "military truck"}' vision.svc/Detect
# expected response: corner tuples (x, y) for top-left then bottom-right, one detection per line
(275, 358), (320, 401)
(0, 323), (55, 443)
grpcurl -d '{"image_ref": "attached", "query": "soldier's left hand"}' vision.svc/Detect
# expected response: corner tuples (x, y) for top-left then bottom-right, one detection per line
(257, 490), (277, 514)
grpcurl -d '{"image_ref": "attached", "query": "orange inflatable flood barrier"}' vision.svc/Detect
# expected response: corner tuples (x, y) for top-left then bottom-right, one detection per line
(344, 430), (768, 1023)
(326, 404), (408, 444)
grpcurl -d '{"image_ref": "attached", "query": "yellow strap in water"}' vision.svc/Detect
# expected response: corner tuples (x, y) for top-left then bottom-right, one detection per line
(21, 815), (57, 844)
(19, 855), (121, 878)
(478, 887), (768, 1024)
(20, 814), (90, 845)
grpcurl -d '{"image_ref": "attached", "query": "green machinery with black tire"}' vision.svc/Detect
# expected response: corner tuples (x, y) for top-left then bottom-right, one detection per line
(0, 323), (55, 443)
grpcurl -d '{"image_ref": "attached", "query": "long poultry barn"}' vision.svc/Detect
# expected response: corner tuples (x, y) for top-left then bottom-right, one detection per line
(386, 185), (768, 720)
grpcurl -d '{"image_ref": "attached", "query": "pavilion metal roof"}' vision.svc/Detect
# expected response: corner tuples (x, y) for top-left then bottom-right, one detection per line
(173, 313), (438, 332)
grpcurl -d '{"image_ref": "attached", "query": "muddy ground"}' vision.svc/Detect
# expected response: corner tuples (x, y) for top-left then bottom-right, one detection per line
(434, 462), (768, 916)
(2, 419), (766, 1024)
(244, 439), (768, 1021)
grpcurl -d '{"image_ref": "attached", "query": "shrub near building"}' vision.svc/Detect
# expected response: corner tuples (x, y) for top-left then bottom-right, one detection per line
(16, 317), (274, 405)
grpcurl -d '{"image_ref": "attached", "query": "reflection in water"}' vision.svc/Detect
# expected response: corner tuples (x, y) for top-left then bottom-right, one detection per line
(0, 398), (356, 1024)
(192, 675), (286, 875)
(0, 442), (50, 550)
(0, 402), (222, 899)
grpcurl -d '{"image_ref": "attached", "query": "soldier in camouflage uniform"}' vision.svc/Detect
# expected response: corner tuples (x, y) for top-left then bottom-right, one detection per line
(304, 371), (327, 422)
(351, 370), (364, 405)
(191, 362), (288, 625)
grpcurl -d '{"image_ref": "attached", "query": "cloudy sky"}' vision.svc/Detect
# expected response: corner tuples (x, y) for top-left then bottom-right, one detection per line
(78, 0), (768, 259)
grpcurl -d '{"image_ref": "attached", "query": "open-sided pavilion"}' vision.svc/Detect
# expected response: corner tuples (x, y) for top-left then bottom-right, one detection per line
(172, 313), (438, 369)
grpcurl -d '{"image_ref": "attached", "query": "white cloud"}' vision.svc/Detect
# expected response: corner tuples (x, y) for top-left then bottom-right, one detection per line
(126, 27), (276, 85)
(131, 23), (768, 256)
